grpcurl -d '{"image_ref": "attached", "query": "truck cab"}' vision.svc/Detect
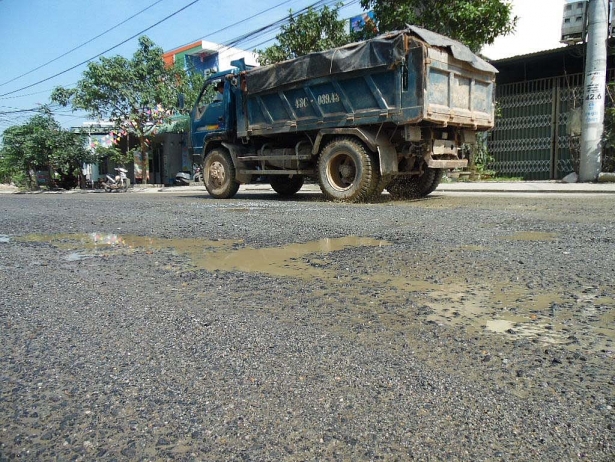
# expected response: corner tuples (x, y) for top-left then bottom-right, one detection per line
(190, 60), (253, 164)
(190, 73), (232, 159)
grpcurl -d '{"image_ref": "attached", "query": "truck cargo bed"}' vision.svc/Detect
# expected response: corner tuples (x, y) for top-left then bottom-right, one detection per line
(238, 26), (496, 139)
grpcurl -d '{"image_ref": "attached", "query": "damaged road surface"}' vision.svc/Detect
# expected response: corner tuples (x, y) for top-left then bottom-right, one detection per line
(0, 191), (613, 460)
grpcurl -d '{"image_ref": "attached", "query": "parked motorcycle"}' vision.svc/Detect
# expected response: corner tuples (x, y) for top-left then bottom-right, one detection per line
(103, 168), (130, 192)
(175, 171), (192, 186)
(193, 166), (202, 183)
(175, 165), (203, 186)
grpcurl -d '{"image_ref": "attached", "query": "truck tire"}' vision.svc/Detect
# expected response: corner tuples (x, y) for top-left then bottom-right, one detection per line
(387, 168), (443, 200)
(318, 137), (378, 202)
(203, 148), (240, 199)
(368, 174), (392, 200)
(270, 175), (304, 197)
(422, 168), (444, 195)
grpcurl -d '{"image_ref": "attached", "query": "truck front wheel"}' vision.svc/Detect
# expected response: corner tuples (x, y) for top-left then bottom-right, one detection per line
(203, 148), (240, 199)
(318, 137), (378, 202)
(387, 168), (444, 200)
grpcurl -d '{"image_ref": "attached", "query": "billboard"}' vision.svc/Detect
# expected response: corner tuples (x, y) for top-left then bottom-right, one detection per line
(350, 11), (376, 33)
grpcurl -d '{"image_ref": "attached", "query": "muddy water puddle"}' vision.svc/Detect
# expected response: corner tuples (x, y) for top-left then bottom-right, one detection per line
(191, 237), (389, 278)
(18, 232), (243, 253)
(13, 232), (615, 350)
(500, 231), (558, 241)
(16, 233), (388, 280)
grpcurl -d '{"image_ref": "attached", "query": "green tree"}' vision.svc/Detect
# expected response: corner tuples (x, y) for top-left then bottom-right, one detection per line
(0, 108), (92, 189)
(359, 0), (517, 52)
(600, 84), (615, 173)
(181, 65), (208, 111)
(52, 36), (184, 184)
(1, 122), (40, 189)
(48, 128), (94, 189)
(256, 3), (351, 65)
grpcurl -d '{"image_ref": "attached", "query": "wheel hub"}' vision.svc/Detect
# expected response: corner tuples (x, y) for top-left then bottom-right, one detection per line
(329, 154), (356, 189)
(209, 161), (225, 187)
(338, 163), (355, 181)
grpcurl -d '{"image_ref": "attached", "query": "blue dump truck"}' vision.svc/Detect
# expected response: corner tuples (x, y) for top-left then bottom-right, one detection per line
(190, 26), (497, 202)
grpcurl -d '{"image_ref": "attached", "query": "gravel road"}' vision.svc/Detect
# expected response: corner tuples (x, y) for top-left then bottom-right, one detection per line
(1, 190), (613, 461)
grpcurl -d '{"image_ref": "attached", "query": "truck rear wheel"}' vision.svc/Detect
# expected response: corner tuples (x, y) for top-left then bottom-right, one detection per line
(203, 148), (240, 199)
(270, 175), (304, 197)
(387, 168), (443, 200)
(318, 137), (378, 202)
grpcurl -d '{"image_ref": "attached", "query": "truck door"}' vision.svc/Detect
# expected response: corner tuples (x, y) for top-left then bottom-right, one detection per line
(191, 82), (228, 153)
(194, 97), (225, 131)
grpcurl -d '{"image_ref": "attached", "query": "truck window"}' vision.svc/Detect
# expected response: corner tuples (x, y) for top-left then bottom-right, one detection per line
(194, 83), (220, 119)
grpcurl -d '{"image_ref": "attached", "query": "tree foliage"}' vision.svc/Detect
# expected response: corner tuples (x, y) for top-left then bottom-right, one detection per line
(359, 0), (517, 52)
(600, 84), (615, 173)
(181, 66), (208, 111)
(256, 3), (351, 65)
(51, 36), (185, 183)
(0, 107), (92, 189)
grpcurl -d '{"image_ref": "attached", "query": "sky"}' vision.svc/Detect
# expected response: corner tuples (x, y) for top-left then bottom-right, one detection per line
(481, 0), (566, 60)
(0, 0), (566, 134)
(0, 0), (364, 132)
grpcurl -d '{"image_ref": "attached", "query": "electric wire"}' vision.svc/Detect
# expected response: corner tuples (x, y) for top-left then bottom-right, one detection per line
(0, 0), (202, 98)
(170, 0), (320, 51)
(222, 0), (352, 50)
(168, 0), (301, 51)
(0, 0), (360, 129)
(0, 0), (167, 88)
(0, 0), (300, 102)
(2, 0), (354, 101)
(206, 0), (359, 63)
(0, 84), (79, 101)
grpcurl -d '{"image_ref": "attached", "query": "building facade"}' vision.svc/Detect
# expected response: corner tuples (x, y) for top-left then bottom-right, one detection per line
(487, 39), (615, 180)
(163, 40), (258, 76)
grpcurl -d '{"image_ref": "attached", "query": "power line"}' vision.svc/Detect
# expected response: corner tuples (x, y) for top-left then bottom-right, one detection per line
(193, 0), (351, 59)
(243, 0), (357, 48)
(212, 0), (360, 61)
(0, 103), (72, 116)
(1, 0), (360, 123)
(0, 106), (88, 129)
(169, 0), (301, 51)
(0, 84), (78, 101)
(0, 0), (202, 98)
(1, 0), (308, 102)
(0, 0), (167, 88)
(0, 108), (40, 115)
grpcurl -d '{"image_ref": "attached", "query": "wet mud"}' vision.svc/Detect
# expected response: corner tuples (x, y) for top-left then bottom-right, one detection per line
(15, 230), (615, 354)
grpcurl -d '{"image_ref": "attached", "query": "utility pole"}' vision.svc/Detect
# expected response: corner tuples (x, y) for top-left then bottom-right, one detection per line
(579, 0), (609, 182)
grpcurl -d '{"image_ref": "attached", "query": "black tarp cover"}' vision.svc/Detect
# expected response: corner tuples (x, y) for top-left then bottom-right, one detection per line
(244, 27), (497, 95)
(407, 26), (497, 74)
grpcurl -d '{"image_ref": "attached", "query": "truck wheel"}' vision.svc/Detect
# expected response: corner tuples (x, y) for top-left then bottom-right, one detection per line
(387, 168), (443, 200)
(203, 148), (240, 199)
(270, 175), (304, 197)
(423, 168), (444, 195)
(368, 174), (392, 200)
(318, 137), (378, 202)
